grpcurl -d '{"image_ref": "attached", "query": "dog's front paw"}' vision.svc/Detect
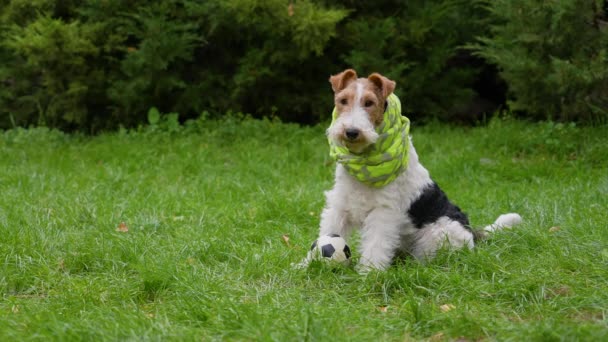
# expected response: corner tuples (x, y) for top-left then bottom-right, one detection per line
(291, 252), (313, 269)
(355, 263), (373, 275)
(291, 260), (308, 269)
(355, 260), (388, 275)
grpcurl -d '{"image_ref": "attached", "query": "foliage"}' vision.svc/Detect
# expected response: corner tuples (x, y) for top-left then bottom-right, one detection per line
(0, 0), (347, 131)
(2, 15), (100, 129)
(332, 0), (493, 121)
(1, 120), (608, 339)
(1, 0), (607, 131)
(472, 0), (608, 122)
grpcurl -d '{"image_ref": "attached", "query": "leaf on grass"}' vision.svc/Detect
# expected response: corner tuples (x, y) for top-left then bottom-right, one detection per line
(288, 3), (294, 17)
(11, 305), (19, 314)
(439, 304), (455, 312)
(281, 234), (291, 247)
(429, 332), (445, 342)
(545, 285), (572, 299)
(116, 222), (129, 232)
(549, 226), (561, 233)
(378, 306), (388, 313)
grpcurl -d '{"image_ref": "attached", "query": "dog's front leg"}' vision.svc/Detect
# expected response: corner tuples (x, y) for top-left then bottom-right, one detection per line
(318, 204), (352, 239)
(293, 192), (352, 269)
(357, 209), (404, 273)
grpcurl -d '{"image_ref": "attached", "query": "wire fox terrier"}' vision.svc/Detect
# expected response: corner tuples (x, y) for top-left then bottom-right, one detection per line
(299, 69), (521, 272)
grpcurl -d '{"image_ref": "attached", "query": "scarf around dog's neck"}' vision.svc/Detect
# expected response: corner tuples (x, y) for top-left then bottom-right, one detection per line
(329, 93), (410, 188)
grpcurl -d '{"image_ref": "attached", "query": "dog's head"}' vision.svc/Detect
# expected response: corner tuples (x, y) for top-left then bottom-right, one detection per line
(326, 69), (396, 154)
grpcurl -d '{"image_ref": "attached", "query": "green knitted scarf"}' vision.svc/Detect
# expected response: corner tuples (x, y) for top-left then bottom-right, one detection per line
(329, 93), (410, 188)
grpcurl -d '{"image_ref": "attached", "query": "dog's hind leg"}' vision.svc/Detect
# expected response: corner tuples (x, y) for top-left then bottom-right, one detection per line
(409, 217), (475, 261)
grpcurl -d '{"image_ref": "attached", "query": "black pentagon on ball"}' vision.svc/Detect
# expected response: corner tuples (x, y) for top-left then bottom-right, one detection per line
(321, 244), (335, 258)
(310, 240), (317, 251)
(343, 244), (351, 258)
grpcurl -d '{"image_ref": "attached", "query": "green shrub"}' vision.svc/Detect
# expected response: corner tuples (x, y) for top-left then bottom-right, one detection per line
(0, 0), (347, 131)
(334, 0), (492, 122)
(1, 0), (605, 131)
(2, 16), (101, 128)
(472, 0), (608, 122)
(202, 0), (347, 122)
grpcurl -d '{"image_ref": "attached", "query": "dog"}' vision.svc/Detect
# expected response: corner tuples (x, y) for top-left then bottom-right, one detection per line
(299, 69), (521, 272)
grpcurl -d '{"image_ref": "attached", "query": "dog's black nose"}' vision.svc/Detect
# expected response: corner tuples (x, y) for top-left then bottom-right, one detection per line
(345, 128), (360, 140)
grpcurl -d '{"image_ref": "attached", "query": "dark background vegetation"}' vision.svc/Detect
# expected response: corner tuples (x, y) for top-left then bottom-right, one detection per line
(1, 0), (607, 132)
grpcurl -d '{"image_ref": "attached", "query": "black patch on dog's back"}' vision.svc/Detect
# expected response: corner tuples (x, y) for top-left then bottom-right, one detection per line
(408, 182), (470, 229)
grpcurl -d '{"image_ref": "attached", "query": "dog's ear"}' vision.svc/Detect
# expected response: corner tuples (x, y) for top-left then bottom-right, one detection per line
(329, 69), (358, 93)
(368, 73), (396, 99)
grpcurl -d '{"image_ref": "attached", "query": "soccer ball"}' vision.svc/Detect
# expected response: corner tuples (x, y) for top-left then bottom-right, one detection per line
(310, 234), (351, 264)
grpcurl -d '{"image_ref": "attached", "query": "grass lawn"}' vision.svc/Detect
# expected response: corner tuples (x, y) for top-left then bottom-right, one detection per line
(1, 117), (607, 341)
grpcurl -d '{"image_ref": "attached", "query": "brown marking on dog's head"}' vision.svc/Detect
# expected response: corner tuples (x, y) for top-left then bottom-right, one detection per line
(327, 69), (398, 152)
(334, 86), (356, 119)
(367, 73), (396, 99)
(359, 78), (385, 126)
(366, 73), (397, 126)
(329, 69), (358, 93)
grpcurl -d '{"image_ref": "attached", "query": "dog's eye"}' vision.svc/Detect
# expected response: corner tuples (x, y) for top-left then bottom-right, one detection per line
(364, 100), (374, 107)
(340, 98), (348, 105)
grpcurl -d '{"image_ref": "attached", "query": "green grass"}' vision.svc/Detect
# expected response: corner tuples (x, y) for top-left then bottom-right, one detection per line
(1, 117), (607, 341)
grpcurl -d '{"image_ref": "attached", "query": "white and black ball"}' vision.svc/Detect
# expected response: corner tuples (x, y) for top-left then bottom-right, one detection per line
(310, 234), (351, 264)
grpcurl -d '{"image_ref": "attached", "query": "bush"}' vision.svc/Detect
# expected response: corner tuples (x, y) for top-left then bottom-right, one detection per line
(472, 0), (608, 122)
(0, 0), (347, 131)
(1, 0), (605, 131)
(332, 0), (495, 122)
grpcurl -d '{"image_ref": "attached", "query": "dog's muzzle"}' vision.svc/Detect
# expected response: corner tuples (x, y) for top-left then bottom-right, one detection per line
(345, 128), (360, 141)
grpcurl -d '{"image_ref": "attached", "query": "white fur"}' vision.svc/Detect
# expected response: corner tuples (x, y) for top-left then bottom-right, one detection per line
(318, 144), (460, 270)
(326, 83), (379, 153)
(297, 130), (521, 273)
(296, 77), (522, 273)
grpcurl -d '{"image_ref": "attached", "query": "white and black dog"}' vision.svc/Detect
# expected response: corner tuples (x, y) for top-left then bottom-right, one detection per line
(300, 69), (521, 272)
